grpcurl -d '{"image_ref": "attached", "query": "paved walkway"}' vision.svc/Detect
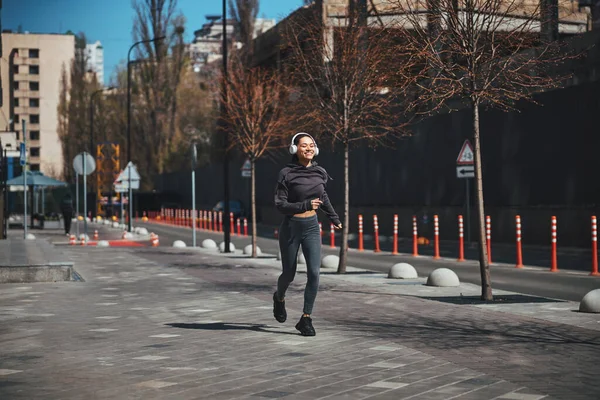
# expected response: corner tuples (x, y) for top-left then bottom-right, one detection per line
(1, 241), (600, 399)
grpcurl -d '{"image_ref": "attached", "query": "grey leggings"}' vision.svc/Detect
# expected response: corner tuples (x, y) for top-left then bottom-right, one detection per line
(277, 214), (321, 315)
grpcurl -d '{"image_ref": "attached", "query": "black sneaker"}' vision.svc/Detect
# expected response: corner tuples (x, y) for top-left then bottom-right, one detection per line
(295, 315), (316, 336)
(273, 292), (286, 323)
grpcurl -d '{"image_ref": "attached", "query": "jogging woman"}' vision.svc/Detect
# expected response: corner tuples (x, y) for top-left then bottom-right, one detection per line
(273, 132), (342, 336)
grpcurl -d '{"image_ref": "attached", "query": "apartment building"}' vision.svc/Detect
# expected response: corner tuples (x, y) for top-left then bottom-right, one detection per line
(0, 31), (75, 178)
(86, 40), (104, 86)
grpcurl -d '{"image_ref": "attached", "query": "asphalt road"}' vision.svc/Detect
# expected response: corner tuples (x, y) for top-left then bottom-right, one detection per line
(137, 221), (600, 303)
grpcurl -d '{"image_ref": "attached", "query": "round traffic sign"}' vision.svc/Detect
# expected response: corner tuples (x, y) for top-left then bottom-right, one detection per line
(73, 152), (96, 175)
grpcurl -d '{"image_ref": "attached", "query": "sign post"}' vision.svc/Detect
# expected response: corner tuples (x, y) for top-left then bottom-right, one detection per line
(191, 144), (197, 247)
(20, 121), (27, 239)
(114, 163), (140, 231)
(73, 152), (96, 243)
(456, 140), (474, 244)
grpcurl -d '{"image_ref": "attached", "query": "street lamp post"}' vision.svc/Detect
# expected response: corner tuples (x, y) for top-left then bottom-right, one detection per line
(222, 0), (231, 252)
(126, 36), (165, 232)
(89, 87), (113, 219)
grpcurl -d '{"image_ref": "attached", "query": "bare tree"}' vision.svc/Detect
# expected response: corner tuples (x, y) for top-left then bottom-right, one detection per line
(283, 2), (415, 273)
(131, 0), (187, 188)
(229, 0), (259, 65)
(222, 56), (293, 257)
(390, 0), (581, 300)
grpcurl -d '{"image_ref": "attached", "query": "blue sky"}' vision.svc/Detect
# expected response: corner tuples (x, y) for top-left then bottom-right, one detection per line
(4, 0), (304, 85)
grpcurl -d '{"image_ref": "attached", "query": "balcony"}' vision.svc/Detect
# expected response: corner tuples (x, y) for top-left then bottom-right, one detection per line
(13, 89), (40, 98)
(14, 74), (40, 82)
(26, 123), (40, 131)
(15, 106), (40, 115)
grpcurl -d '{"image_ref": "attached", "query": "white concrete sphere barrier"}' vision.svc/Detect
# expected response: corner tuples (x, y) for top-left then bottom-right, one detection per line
(201, 239), (218, 250)
(104, 220), (110, 226)
(579, 289), (600, 313)
(97, 240), (110, 248)
(25, 233), (36, 240)
(388, 263), (418, 279)
(72, 218), (78, 222)
(122, 232), (133, 240)
(134, 227), (141, 234)
(244, 245), (262, 255)
(86, 217), (91, 222)
(172, 240), (187, 248)
(297, 251), (306, 265)
(138, 228), (148, 236)
(219, 241), (236, 253)
(79, 234), (90, 241)
(8, 216), (15, 222)
(426, 268), (460, 287)
(321, 255), (339, 269)
(112, 222), (120, 228)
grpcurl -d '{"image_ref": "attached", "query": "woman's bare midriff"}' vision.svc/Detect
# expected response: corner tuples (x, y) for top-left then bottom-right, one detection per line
(294, 210), (317, 218)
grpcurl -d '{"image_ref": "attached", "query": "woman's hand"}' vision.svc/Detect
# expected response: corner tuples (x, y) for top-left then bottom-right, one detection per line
(310, 199), (323, 210)
(334, 223), (342, 230)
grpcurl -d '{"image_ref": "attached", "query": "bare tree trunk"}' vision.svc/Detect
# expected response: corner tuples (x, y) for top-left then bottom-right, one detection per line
(472, 97), (493, 301)
(337, 140), (350, 274)
(251, 158), (257, 258)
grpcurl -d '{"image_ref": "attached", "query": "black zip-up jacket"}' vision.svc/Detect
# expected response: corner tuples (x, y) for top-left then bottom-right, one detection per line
(274, 162), (341, 226)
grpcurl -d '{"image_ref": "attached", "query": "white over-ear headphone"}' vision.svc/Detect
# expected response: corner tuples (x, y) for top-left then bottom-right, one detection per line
(289, 132), (319, 156)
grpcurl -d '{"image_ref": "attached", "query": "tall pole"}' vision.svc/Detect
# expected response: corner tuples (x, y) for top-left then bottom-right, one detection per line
(83, 152), (87, 244)
(22, 120), (27, 239)
(191, 143), (197, 247)
(126, 37), (165, 232)
(75, 173), (79, 238)
(90, 88), (108, 219)
(222, 0), (231, 252)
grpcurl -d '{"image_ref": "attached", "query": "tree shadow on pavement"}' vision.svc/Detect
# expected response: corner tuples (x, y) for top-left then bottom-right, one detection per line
(165, 322), (298, 335)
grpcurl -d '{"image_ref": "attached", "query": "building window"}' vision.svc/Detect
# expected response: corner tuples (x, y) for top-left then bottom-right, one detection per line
(13, 65), (19, 74)
(30, 147), (40, 157)
(29, 65), (39, 75)
(30, 115), (40, 124)
(29, 49), (39, 58)
(30, 164), (40, 171)
(29, 98), (39, 107)
(30, 131), (40, 141)
(14, 98), (19, 107)
(14, 115), (19, 124)
(13, 81), (19, 90)
(29, 81), (39, 91)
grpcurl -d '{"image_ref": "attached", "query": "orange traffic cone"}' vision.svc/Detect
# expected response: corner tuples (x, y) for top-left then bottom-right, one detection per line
(122, 230), (127, 240)
(69, 235), (76, 245)
(150, 233), (159, 247)
(93, 230), (99, 240)
(80, 236), (86, 246)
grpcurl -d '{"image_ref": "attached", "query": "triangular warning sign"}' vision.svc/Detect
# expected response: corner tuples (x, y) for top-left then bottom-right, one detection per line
(241, 159), (251, 171)
(456, 140), (474, 165)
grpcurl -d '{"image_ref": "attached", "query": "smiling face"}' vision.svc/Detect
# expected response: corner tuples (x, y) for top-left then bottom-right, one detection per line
(296, 135), (316, 165)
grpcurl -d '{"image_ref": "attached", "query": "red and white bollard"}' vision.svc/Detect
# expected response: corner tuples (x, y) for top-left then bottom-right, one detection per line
(550, 216), (558, 272)
(373, 215), (381, 253)
(486, 215), (492, 264)
(330, 223), (335, 248)
(69, 235), (76, 245)
(592, 216), (599, 276)
(412, 215), (418, 256)
(358, 214), (364, 251)
(213, 211), (218, 231)
(243, 218), (248, 236)
(218, 211), (223, 232)
(319, 222), (323, 243)
(230, 212), (234, 235)
(457, 215), (465, 261)
(392, 214), (398, 255)
(237, 218), (241, 236)
(515, 215), (523, 268)
(433, 215), (440, 259)
(93, 230), (99, 241)
(208, 212), (213, 231)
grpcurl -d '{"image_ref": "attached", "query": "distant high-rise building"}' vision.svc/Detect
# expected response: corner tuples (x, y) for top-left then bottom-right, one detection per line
(85, 40), (104, 85)
(0, 31), (75, 178)
(188, 16), (276, 72)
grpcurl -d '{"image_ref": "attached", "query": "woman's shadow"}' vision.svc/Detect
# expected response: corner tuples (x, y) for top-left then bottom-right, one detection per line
(165, 322), (298, 336)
